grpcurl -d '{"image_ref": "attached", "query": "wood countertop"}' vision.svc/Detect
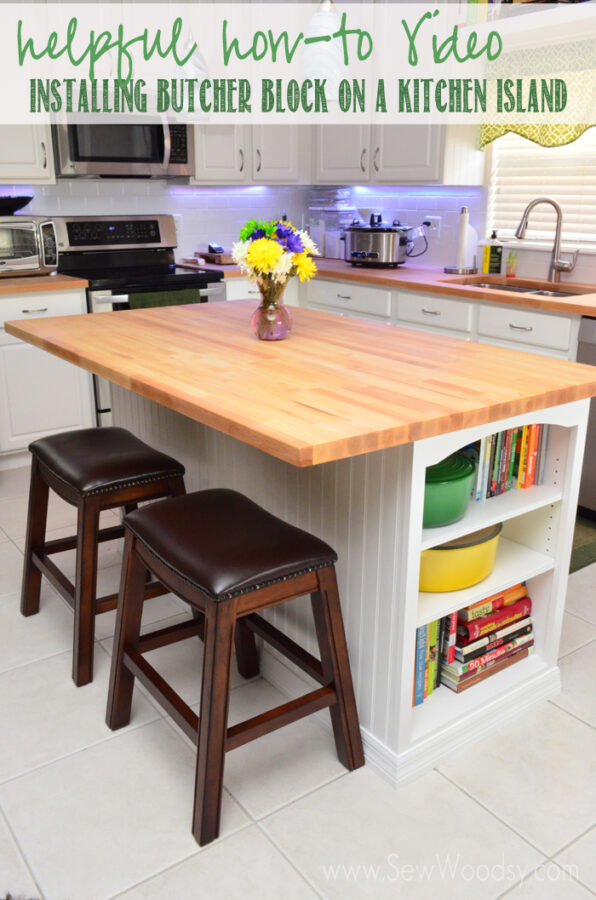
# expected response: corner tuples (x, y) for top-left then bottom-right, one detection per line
(197, 259), (596, 318)
(0, 274), (88, 295)
(6, 302), (596, 467)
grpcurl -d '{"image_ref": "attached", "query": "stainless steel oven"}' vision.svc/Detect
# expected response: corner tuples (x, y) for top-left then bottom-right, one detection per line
(53, 123), (194, 178)
(55, 214), (224, 425)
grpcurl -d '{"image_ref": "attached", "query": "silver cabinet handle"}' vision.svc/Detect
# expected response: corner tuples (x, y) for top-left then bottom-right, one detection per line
(239, 149), (244, 172)
(41, 141), (47, 169)
(247, 288), (260, 295)
(21, 307), (48, 314)
(94, 294), (129, 305)
(337, 293), (352, 301)
(374, 147), (380, 172)
(256, 148), (262, 173)
(422, 308), (441, 316)
(509, 323), (533, 332)
(360, 148), (367, 173)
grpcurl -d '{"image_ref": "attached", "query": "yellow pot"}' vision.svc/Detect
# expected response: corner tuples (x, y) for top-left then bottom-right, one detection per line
(419, 523), (503, 592)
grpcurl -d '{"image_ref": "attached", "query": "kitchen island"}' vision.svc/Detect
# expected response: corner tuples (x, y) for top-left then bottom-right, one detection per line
(6, 301), (596, 782)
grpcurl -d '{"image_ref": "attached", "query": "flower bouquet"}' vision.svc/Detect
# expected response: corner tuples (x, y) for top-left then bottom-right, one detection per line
(232, 219), (319, 340)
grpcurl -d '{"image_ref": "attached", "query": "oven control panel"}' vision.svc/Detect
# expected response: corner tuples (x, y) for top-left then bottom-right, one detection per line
(66, 219), (161, 246)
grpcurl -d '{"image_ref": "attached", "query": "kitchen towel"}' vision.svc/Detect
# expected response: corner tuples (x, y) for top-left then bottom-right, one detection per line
(128, 290), (203, 309)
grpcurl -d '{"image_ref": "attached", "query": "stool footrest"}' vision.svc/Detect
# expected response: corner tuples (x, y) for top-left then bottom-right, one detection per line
(138, 617), (204, 652)
(244, 613), (325, 685)
(95, 580), (167, 614)
(124, 647), (199, 742)
(226, 685), (336, 751)
(44, 524), (125, 556)
(33, 552), (75, 608)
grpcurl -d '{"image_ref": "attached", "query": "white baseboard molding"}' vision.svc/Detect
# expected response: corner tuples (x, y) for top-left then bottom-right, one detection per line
(260, 646), (561, 788)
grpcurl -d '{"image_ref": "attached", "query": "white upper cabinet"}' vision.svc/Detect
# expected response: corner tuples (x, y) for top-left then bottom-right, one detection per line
(0, 125), (55, 184)
(313, 123), (484, 186)
(251, 125), (302, 183)
(192, 126), (251, 184)
(370, 125), (444, 184)
(313, 125), (371, 183)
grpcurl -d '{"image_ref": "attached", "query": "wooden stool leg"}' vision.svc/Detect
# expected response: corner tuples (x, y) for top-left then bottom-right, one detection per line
(312, 566), (365, 771)
(106, 531), (148, 729)
(193, 600), (236, 846)
(20, 456), (49, 617)
(72, 499), (100, 686)
(234, 618), (260, 679)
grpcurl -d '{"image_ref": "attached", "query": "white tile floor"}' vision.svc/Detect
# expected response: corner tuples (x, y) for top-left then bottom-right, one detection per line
(0, 465), (595, 900)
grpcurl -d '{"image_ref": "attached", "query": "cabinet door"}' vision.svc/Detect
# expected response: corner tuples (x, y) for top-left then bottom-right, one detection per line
(252, 125), (300, 183)
(313, 125), (371, 183)
(371, 125), (444, 184)
(0, 125), (55, 184)
(192, 126), (251, 183)
(0, 343), (94, 452)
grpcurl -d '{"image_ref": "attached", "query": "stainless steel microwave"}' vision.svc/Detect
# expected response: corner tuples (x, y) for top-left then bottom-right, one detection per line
(52, 123), (195, 178)
(0, 217), (58, 277)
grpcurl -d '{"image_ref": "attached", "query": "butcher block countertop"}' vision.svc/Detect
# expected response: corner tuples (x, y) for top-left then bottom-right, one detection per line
(198, 259), (596, 318)
(6, 301), (596, 467)
(0, 274), (88, 295)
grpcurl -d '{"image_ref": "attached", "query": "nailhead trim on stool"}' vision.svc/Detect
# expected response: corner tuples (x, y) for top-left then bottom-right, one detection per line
(20, 427), (186, 686)
(106, 489), (365, 846)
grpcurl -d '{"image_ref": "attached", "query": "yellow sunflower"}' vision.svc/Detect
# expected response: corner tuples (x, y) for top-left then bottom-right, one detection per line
(293, 251), (317, 283)
(246, 238), (283, 274)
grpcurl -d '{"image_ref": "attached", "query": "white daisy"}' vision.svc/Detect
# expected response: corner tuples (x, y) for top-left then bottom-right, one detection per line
(298, 230), (320, 256)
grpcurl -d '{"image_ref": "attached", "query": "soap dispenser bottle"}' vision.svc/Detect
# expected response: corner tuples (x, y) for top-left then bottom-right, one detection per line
(482, 230), (503, 275)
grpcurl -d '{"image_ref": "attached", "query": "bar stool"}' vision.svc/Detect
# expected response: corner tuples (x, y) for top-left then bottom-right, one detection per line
(21, 427), (186, 686)
(106, 488), (364, 846)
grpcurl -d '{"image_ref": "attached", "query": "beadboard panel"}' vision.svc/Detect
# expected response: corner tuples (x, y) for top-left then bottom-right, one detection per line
(112, 384), (413, 747)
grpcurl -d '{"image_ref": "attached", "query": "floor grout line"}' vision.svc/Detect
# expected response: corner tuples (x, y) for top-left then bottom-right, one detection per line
(0, 798), (46, 900)
(256, 819), (328, 899)
(547, 698), (596, 732)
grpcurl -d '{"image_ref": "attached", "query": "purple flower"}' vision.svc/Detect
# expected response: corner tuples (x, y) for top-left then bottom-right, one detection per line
(249, 228), (267, 241)
(274, 224), (304, 253)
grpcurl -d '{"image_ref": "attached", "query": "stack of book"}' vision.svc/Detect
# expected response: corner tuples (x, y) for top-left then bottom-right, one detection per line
(440, 583), (534, 693)
(462, 424), (550, 502)
(413, 612), (458, 706)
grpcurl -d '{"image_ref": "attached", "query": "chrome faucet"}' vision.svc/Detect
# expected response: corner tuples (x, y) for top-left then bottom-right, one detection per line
(514, 197), (578, 283)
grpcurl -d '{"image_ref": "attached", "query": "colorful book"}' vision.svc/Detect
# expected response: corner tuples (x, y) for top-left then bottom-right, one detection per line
(480, 433), (493, 501)
(524, 424), (539, 487)
(500, 429), (513, 494)
(475, 435), (487, 501)
(507, 427), (518, 489)
(458, 583), (527, 622)
(441, 611), (458, 664)
(455, 618), (533, 662)
(456, 597), (533, 644)
(537, 424), (550, 485)
(440, 646), (534, 693)
(517, 425), (529, 489)
(413, 624), (427, 706)
(534, 424), (544, 486)
(443, 633), (534, 678)
(490, 431), (503, 496)
(426, 619), (439, 698)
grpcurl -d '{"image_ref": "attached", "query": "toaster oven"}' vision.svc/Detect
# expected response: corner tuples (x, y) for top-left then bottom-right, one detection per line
(0, 217), (58, 277)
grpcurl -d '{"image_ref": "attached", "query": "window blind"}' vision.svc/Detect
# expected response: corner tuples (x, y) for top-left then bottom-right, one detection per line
(488, 129), (596, 246)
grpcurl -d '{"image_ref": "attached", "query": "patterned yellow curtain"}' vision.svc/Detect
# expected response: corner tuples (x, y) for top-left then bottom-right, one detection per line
(480, 37), (596, 148)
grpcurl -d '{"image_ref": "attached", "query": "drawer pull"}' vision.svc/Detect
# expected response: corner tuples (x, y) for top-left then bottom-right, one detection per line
(337, 293), (352, 301)
(509, 323), (533, 332)
(422, 308), (441, 316)
(21, 307), (48, 314)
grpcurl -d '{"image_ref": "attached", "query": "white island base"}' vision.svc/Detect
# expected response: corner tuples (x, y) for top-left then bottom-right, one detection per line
(112, 385), (589, 786)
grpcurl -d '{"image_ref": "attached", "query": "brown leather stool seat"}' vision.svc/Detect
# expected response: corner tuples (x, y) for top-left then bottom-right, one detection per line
(31, 427), (184, 497)
(107, 489), (364, 846)
(21, 427), (186, 685)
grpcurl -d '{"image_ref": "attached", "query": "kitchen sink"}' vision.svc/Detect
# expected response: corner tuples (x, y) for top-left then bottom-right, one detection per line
(459, 282), (582, 298)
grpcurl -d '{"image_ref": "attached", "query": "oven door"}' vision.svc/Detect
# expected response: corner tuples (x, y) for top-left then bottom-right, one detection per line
(87, 283), (225, 425)
(0, 222), (41, 276)
(53, 123), (194, 177)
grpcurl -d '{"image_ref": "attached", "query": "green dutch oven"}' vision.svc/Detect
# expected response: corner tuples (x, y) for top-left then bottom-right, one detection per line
(423, 452), (476, 528)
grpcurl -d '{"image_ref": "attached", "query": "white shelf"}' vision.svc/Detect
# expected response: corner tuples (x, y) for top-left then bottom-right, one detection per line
(417, 537), (554, 627)
(411, 653), (549, 744)
(420, 484), (562, 551)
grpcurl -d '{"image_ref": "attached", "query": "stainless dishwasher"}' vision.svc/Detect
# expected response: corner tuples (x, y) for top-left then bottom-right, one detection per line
(577, 317), (596, 515)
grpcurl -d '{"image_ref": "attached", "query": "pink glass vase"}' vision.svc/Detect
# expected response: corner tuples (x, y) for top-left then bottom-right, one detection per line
(250, 280), (292, 341)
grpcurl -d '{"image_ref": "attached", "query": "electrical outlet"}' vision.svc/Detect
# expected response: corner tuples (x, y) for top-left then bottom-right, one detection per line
(424, 216), (442, 237)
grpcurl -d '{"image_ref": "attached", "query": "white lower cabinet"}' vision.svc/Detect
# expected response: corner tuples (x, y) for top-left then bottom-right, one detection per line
(0, 290), (94, 455)
(477, 303), (577, 357)
(225, 277), (299, 307)
(398, 290), (473, 335)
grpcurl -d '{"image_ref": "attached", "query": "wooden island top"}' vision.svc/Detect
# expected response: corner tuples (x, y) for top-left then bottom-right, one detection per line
(6, 300), (596, 467)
